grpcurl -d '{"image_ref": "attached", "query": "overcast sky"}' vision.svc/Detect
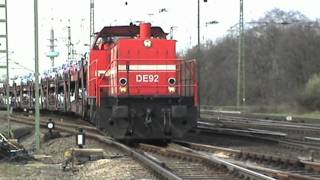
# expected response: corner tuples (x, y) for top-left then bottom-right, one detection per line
(1, 0), (320, 77)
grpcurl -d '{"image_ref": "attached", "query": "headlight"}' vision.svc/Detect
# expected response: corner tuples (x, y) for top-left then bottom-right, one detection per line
(168, 78), (176, 86)
(144, 39), (152, 48)
(119, 86), (127, 93)
(119, 78), (127, 86)
(168, 86), (176, 93)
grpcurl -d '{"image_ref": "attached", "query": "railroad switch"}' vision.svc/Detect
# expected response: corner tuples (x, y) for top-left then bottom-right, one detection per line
(62, 148), (107, 171)
(43, 131), (61, 142)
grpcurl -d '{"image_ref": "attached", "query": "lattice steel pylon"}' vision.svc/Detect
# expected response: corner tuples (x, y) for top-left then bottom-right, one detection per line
(47, 28), (58, 67)
(90, 0), (95, 44)
(0, 0), (11, 137)
(67, 24), (73, 62)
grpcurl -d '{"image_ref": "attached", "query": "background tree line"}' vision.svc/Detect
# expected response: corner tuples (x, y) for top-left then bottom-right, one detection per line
(183, 9), (320, 112)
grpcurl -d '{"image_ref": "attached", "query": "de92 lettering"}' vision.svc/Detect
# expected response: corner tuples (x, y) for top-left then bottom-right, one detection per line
(136, 74), (159, 83)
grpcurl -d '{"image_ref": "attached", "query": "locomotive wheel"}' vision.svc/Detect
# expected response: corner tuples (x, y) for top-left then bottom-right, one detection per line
(88, 104), (96, 124)
(81, 101), (87, 120)
(95, 106), (112, 131)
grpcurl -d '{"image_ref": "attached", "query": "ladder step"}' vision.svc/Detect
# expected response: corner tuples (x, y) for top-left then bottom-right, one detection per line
(0, 19), (6, 23)
(0, 4), (5, 8)
(0, 35), (7, 38)
(0, 65), (7, 69)
(0, 50), (7, 53)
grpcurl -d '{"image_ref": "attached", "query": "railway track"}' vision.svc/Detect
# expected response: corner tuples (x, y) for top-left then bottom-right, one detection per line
(173, 140), (320, 179)
(199, 112), (320, 156)
(138, 143), (274, 180)
(0, 114), (180, 179)
(1, 113), (277, 179)
(17, 112), (316, 153)
(201, 107), (320, 124)
(197, 121), (320, 154)
(17, 112), (317, 154)
(192, 123), (320, 163)
(8, 114), (100, 135)
(201, 112), (320, 141)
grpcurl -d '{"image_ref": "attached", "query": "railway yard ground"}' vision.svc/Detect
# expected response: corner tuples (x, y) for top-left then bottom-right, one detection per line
(0, 111), (156, 179)
(0, 110), (320, 179)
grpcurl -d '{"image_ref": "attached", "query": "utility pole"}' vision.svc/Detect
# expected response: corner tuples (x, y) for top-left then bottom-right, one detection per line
(240, 0), (245, 108)
(34, 0), (40, 152)
(237, 0), (244, 109)
(90, 0), (95, 44)
(197, 0), (200, 52)
(197, 0), (208, 109)
(197, 0), (201, 114)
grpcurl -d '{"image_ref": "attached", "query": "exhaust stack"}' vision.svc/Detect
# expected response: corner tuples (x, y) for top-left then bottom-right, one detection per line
(140, 23), (151, 39)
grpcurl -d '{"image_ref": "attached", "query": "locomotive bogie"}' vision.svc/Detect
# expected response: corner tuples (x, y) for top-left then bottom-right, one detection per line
(91, 96), (197, 140)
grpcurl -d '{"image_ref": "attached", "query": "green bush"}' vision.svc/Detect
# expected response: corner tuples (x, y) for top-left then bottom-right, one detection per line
(298, 74), (320, 110)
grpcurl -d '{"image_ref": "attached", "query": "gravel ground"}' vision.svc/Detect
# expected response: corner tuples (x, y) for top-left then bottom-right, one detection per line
(78, 157), (156, 179)
(0, 120), (29, 137)
(0, 116), (156, 179)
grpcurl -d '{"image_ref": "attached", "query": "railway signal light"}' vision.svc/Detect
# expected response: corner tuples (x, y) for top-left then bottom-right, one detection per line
(47, 118), (55, 131)
(45, 118), (61, 140)
(76, 128), (85, 148)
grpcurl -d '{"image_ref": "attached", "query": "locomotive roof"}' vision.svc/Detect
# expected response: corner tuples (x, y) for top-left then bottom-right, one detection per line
(97, 24), (168, 39)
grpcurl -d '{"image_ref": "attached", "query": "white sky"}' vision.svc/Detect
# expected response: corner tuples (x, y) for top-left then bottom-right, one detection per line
(1, 0), (320, 77)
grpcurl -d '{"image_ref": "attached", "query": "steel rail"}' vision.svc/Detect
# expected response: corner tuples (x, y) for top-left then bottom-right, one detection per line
(10, 115), (99, 133)
(140, 143), (275, 180)
(198, 121), (288, 137)
(94, 137), (182, 180)
(201, 107), (320, 126)
(203, 112), (320, 128)
(229, 159), (320, 180)
(197, 120), (320, 151)
(174, 140), (320, 177)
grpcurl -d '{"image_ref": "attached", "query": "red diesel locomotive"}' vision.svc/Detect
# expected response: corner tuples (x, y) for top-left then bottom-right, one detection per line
(0, 23), (199, 141)
(87, 23), (199, 140)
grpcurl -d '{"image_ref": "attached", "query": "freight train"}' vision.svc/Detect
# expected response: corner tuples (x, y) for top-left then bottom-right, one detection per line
(0, 23), (199, 140)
